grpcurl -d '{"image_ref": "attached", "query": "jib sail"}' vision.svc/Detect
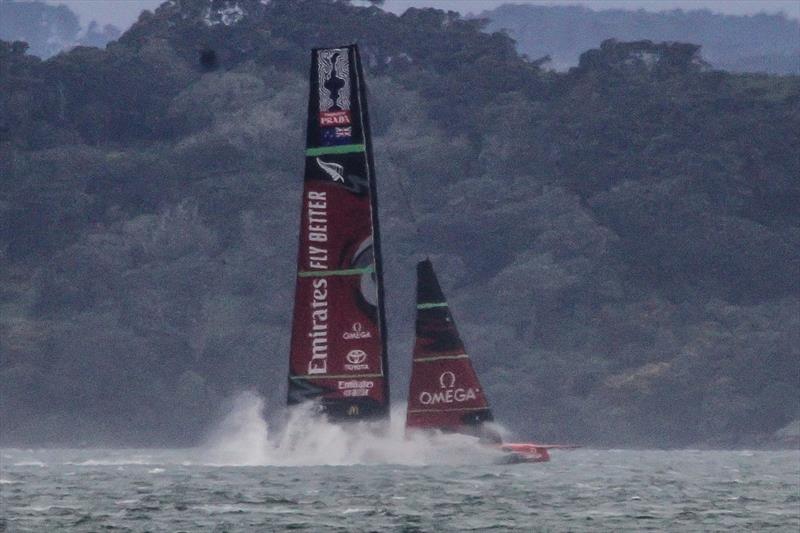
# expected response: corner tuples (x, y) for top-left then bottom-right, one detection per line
(406, 259), (493, 431)
(287, 45), (390, 420)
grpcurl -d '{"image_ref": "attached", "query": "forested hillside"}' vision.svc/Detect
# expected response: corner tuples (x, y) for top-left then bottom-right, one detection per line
(0, 0), (121, 58)
(481, 4), (800, 75)
(1, 0), (798, 447)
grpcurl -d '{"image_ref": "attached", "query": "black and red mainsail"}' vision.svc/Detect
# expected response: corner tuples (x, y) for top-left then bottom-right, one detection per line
(406, 260), (493, 432)
(287, 45), (389, 420)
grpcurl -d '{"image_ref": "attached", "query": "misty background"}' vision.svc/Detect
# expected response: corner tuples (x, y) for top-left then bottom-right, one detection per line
(0, 0), (798, 448)
(2, 0), (799, 73)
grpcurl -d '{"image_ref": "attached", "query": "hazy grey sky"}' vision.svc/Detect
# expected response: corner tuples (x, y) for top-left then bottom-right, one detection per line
(382, 1), (800, 18)
(48, 0), (800, 29)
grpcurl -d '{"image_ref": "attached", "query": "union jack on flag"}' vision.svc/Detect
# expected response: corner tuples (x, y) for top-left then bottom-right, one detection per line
(320, 126), (353, 146)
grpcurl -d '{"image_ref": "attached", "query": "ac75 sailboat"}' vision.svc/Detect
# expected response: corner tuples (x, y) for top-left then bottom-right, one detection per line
(287, 44), (571, 462)
(287, 44), (390, 421)
(406, 259), (558, 463)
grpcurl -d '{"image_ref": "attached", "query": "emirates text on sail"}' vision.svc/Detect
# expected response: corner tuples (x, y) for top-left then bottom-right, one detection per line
(307, 190), (329, 375)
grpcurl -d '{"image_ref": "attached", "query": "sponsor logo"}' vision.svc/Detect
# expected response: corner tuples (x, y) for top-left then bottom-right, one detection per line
(339, 379), (373, 397)
(345, 349), (369, 371)
(419, 372), (479, 406)
(347, 405), (360, 416)
(439, 371), (456, 389)
(352, 238), (377, 307)
(306, 190), (328, 269)
(317, 49), (353, 145)
(346, 349), (367, 365)
(306, 278), (328, 375)
(318, 48), (351, 115)
(316, 158), (344, 183)
(305, 190), (329, 375)
(320, 110), (351, 126)
(343, 322), (372, 340)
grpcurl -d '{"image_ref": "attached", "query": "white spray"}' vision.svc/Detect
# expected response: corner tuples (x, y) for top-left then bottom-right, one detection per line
(200, 391), (507, 466)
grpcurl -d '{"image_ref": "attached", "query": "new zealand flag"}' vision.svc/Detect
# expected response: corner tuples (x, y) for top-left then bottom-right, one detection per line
(321, 126), (353, 146)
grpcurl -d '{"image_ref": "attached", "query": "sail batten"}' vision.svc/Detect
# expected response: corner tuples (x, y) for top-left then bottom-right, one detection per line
(305, 144), (366, 156)
(297, 266), (374, 277)
(291, 373), (385, 380)
(408, 407), (489, 414)
(413, 354), (470, 362)
(417, 302), (448, 309)
(287, 45), (389, 421)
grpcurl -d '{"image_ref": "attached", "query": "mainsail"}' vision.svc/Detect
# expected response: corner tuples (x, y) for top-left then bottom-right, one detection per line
(287, 45), (390, 420)
(406, 259), (493, 432)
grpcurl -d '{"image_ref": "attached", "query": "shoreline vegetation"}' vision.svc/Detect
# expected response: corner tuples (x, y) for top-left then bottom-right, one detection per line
(1, 0), (798, 448)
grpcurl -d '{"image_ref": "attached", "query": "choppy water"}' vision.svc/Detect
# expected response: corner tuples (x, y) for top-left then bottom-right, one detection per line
(2, 395), (798, 531)
(3, 448), (798, 531)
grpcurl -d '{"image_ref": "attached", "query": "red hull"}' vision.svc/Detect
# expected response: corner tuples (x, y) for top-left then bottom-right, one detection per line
(499, 443), (551, 463)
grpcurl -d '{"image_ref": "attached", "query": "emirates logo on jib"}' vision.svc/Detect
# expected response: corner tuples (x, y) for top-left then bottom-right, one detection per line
(343, 322), (372, 340)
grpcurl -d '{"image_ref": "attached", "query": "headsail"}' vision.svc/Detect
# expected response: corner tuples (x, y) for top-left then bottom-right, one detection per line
(406, 259), (493, 431)
(287, 45), (389, 421)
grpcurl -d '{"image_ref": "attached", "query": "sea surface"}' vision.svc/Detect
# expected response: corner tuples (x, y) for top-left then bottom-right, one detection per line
(2, 448), (799, 532)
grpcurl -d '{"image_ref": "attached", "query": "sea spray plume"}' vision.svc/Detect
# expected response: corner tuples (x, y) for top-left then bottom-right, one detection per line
(202, 392), (508, 466)
(272, 401), (369, 465)
(202, 391), (272, 465)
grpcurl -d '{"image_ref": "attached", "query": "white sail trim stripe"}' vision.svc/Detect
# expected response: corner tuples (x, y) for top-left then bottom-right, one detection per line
(407, 406), (488, 413)
(417, 302), (448, 309)
(408, 405), (489, 413)
(290, 373), (384, 380)
(413, 354), (469, 362)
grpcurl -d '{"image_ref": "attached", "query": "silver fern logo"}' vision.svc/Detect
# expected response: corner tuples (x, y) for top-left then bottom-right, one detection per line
(316, 158), (345, 183)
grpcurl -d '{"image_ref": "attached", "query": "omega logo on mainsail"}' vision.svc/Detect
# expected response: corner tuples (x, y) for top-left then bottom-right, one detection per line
(343, 322), (372, 340)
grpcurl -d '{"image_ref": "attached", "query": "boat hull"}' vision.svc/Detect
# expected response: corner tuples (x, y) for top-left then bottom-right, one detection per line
(498, 443), (551, 463)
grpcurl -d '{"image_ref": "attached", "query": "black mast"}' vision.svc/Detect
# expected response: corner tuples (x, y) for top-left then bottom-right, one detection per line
(353, 44), (390, 412)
